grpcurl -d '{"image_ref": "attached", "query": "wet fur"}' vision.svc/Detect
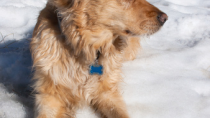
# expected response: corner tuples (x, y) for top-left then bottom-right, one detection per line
(31, 0), (164, 118)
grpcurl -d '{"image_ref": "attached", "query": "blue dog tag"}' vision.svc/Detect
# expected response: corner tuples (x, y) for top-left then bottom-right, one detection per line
(89, 64), (103, 75)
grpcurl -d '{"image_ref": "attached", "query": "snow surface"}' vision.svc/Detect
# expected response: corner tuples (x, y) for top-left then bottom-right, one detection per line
(0, 0), (210, 118)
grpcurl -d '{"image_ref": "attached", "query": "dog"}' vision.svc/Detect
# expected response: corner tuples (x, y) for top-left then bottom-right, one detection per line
(31, 0), (167, 117)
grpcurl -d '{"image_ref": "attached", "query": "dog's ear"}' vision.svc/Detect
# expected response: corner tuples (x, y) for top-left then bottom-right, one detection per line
(49, 0), (74, 8)
(64, 26), (115, 62)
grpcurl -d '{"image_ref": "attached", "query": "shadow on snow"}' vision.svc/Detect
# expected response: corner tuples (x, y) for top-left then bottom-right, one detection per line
(0, 28), (35, 118)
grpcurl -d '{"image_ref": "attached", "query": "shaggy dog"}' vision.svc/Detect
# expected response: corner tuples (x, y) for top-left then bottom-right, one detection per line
(31, 0), (168, 117)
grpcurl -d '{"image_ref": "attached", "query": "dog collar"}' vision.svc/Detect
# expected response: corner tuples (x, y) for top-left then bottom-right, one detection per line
(56, 12), (62, 32)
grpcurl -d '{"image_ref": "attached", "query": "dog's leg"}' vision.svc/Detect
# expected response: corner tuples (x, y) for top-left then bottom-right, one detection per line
(35, 94), (76, 118)
(91, 90), (129, 118)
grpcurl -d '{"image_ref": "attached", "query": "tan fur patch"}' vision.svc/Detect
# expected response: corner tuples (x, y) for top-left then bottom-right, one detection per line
(31, 0), (167, 117)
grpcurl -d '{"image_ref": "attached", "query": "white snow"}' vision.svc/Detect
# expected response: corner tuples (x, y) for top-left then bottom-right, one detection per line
(0, 0), (210, 118)
(0, 84), (26, 118)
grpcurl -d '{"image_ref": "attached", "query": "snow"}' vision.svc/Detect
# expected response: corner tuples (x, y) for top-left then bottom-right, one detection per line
(0, 0), (210, 118)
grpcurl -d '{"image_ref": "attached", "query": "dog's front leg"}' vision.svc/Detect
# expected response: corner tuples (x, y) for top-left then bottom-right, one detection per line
(91, 89), (129, 118)
(35, 94), (76, 118)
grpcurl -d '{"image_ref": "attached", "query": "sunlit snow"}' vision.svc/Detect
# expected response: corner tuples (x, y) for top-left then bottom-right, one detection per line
(0, 0), (210, 118)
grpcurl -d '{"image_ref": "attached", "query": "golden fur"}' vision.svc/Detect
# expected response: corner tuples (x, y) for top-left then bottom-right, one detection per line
(31, 0), (167, 117)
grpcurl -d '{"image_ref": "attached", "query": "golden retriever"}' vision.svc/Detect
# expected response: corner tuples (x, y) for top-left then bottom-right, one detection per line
(31, 0), (168, 117)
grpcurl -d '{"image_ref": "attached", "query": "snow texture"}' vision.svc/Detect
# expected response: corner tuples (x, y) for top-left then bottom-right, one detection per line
(0, 0), (210, 118)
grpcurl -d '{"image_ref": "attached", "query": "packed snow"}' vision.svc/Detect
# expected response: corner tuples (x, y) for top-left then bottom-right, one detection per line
(0, 0), (210, 118)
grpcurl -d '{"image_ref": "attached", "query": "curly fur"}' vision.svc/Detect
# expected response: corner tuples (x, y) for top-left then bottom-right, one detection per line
(31, 0), (166, 117)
